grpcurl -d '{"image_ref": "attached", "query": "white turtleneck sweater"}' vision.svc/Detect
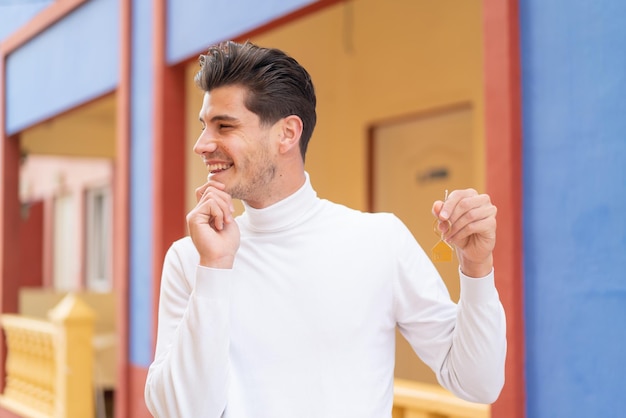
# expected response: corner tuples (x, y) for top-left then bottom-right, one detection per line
(144, 175), (506, 418)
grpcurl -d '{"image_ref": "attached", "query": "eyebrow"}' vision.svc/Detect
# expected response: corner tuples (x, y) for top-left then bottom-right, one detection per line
(198, 114), (239, 124)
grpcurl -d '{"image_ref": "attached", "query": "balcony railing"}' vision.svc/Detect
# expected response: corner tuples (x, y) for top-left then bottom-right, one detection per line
(0, 293), (95, 418)
(0, 293), (489, 418)
(393, 378), (490, 418)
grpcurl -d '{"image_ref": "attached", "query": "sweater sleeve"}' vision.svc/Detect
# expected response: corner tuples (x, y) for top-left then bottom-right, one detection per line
(438, 270), (507, 403)
(392, 218), (506, 404)
(144, 241), (233, 418)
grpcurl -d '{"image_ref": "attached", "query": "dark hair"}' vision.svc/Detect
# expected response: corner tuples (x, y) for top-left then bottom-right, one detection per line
(195, 40), (317, 160)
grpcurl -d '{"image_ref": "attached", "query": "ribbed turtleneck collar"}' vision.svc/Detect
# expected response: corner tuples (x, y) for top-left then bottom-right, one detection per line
(239, 172), (318, 233)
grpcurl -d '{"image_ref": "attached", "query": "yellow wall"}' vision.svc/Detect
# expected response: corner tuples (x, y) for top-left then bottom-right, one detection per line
(19, 94), (116, 159)
(185, 0), (484, 213)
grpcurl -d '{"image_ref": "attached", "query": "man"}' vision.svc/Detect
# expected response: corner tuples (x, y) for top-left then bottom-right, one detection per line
(145, 40), (506, 418)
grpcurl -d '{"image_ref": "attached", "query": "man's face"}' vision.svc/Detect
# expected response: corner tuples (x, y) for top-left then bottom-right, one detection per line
(195, 85), (279, 206)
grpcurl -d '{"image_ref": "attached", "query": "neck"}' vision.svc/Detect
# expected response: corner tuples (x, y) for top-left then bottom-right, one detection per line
(244, 166), (306, 209)
(240, 172), (318, 232)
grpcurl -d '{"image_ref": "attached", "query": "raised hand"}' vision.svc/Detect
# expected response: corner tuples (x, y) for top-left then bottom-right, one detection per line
(432, 188), (497, 278)
(186, 179), (240, 269)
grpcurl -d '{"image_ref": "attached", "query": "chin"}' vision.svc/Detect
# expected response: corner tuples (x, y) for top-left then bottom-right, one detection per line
(208, 168), (232, 183)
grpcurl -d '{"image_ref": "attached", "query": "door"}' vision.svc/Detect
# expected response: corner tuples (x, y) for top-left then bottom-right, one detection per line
(371, 103), (476, 384)
(19, 200), (44, 289)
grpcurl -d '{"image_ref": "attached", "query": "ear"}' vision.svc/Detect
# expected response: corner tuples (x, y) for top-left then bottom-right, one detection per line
(277, 115), (303, 154)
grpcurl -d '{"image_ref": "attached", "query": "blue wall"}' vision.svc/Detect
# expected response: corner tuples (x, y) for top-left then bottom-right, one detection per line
(520, 1), (626, 416)
(166, 0), (317, 64)
(0, 1), (53, 42)
(129, 0), (154, 367)
(5, 0), (118, 134)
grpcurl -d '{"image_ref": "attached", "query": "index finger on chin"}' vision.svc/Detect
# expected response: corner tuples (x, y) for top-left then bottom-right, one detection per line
(195, 183), (210, 202)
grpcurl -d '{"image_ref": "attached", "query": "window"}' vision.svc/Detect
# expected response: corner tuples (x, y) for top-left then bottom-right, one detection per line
(85, 185), (112, 292)
(53, 193), (77, 291)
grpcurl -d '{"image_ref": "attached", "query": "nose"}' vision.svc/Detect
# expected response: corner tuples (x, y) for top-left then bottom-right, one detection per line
(193, 130), (218, 155)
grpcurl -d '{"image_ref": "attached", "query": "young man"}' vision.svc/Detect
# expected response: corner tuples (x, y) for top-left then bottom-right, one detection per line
(145, 40), (506, 418)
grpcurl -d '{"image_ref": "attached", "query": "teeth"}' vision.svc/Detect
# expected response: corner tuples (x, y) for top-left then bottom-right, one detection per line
(207, 163), (233, 174)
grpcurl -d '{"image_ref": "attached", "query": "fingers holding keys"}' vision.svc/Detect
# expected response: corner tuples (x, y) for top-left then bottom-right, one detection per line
(439, 191), (495, 240)
(432, 188), (497, 277)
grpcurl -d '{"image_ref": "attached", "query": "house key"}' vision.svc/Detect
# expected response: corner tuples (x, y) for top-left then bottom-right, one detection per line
(431, 190), (454, 262)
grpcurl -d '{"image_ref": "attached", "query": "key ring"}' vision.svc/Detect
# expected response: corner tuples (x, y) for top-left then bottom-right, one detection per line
(433, 218), (452, 238)
(431, 190), (454, 262)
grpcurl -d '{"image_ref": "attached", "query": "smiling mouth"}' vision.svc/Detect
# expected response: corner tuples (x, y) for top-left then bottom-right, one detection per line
(207, 163), (233, 174)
